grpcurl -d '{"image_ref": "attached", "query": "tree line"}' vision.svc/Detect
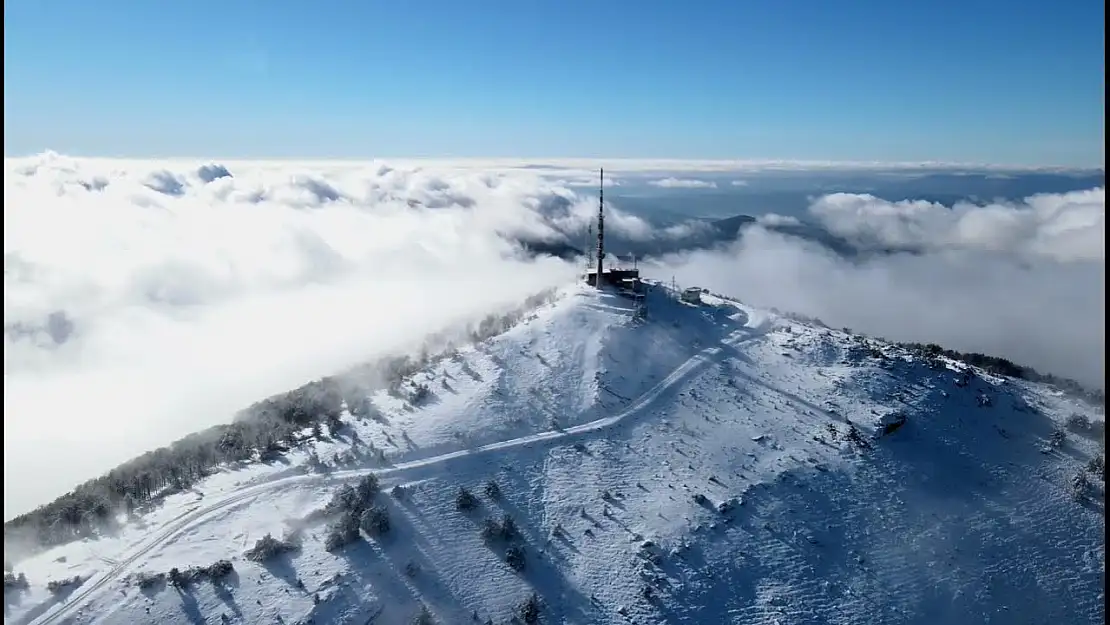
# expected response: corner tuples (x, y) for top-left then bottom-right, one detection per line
(899, 341), (1104, 406)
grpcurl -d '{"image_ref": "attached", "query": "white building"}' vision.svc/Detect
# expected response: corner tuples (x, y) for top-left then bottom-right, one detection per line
(680, 287), (702, 305)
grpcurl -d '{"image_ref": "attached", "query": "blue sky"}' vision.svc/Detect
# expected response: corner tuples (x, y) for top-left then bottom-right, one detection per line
(3, 0), (1104, 166)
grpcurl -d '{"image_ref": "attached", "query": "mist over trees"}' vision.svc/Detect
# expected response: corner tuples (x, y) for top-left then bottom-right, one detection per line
(3, 289), (557, 563)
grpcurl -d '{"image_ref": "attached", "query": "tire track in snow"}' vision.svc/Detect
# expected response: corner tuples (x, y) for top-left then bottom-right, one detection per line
(31, 310), (769, 625)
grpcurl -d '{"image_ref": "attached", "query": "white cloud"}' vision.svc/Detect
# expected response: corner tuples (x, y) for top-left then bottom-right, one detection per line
(3, 152), (1104, 520)
(648, 177), (718, 189)
(808, 189), (1104, 262)
(755, 213), (801, 227)
(731, 180), (749, 187)
(3, 153), (594, 519)
(654, 188), (1105, 391)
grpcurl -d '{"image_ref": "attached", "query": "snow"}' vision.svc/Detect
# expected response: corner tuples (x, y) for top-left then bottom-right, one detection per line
(5, 282), (1105, 625)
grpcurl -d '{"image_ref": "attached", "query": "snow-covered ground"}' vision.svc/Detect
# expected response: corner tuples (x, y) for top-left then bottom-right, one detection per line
(4, 282), (1105, 625)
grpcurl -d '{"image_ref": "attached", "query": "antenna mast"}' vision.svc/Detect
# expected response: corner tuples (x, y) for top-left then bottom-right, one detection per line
(596, 167), (605, 289)
(585, 223), (594, 272)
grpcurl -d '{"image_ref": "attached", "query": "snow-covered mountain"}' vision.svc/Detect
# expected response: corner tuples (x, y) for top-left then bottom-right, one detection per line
(4, 282), (1105, 625)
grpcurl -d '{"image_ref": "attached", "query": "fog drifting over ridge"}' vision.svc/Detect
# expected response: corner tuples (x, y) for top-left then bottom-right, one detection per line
(4, 153), (1104, 518)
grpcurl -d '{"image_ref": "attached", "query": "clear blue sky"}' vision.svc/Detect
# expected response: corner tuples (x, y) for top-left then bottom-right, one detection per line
(3, 0), (1105, 166)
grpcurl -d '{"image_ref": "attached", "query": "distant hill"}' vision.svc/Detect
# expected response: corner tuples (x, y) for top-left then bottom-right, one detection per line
(512, 212), (878, 262)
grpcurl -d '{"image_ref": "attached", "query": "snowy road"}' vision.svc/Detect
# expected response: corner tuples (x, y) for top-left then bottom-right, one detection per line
(31, 305), (768, 625)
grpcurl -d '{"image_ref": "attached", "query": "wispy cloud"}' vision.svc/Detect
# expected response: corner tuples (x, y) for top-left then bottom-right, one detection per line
(648, 177), (718, 189)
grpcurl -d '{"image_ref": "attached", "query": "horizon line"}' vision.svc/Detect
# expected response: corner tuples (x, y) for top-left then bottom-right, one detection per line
(4, 150), (1105, 174)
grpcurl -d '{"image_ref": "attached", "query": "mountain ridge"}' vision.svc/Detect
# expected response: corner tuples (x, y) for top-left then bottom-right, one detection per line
(4, 282), (1104, 625)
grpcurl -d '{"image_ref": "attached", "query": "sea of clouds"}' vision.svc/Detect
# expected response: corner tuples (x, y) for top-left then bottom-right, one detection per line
(3, 152), (1104, 518)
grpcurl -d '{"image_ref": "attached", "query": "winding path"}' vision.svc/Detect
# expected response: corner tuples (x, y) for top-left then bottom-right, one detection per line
(31, 307), (768, 625)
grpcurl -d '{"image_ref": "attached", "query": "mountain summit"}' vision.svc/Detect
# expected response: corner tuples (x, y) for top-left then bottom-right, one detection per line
(4, 283), (1104, 625)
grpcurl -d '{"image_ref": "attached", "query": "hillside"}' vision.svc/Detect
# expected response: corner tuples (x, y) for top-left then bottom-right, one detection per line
(3, 283), (1105, 625)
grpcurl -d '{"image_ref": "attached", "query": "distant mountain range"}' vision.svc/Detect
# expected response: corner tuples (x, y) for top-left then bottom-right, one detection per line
(514, 213), (868, 262)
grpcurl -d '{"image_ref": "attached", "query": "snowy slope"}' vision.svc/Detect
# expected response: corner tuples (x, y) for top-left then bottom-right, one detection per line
(4, 283), (1105, 625)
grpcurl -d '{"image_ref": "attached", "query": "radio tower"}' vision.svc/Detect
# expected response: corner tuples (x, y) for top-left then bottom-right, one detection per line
(595, 167), (605, 289)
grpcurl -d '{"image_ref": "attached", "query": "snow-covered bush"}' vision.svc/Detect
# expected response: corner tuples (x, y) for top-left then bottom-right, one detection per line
(411, 604), (435, 625)
(484, 480), (502, 501)
(244, 532), (300, 562)
(845, 424), (871, 450)
(481, 514), (519, 543)
(324, 484), (361, 516)
(199, 559), (234, 581)
(324, 474), (381, 518)
(355, 474), (381, 501)
(132, 571), (166, 589)
(409, 383), (431, 405)
(167, 560), (234, 587)
(324, 511), (362, 551)
(500, 514), (519, 540)
(456, 487), (479, 511)
(46, 575), (83, 594)
(325, 412), (344, 435)
(1049, 428), (1066, 448)
(3, 571), (29, 591)
(359, 505), (391, 538)
(1067, 413), (1093, 431)
(1070, 471), (1094, 502)
(1087, 454), (1105, 481)
(519, 593), (541, 623)
(505, 545), (527, 572)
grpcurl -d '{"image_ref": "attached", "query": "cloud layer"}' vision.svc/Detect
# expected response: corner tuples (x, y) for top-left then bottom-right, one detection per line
(4, 153), (1104, 519)
(654, 188), (1104, 390)
(808, 189), (1104, 262)
(3, 154), (597, 518)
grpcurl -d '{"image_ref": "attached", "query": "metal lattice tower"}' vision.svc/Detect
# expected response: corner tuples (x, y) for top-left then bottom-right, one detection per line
(596, 168), (605, 289)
